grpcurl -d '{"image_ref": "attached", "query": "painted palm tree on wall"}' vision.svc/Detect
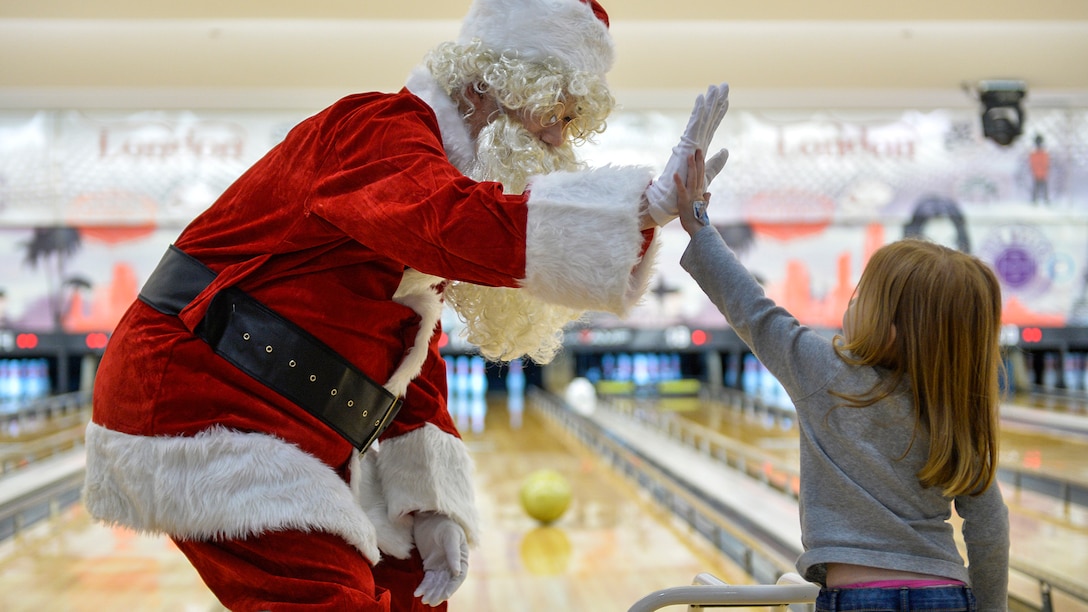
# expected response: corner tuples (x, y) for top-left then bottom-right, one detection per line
(21, 226), (84, 392)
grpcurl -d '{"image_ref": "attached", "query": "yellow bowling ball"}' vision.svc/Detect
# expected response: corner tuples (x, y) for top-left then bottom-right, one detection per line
(519, 469), (572, 524)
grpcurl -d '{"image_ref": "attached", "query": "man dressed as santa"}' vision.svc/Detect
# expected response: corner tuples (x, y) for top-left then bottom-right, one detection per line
(82, 0), (729, 609)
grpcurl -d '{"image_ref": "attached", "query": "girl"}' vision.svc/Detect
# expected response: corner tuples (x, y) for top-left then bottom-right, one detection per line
(672, 151), (1010, 611)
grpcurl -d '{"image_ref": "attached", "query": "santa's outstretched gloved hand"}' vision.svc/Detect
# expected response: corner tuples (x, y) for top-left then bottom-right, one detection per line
(413, 511), (470, 607)
(644, 83), (730, 225)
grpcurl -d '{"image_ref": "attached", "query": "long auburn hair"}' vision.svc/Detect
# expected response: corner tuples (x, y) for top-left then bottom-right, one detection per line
(832, 239), (1003, 497)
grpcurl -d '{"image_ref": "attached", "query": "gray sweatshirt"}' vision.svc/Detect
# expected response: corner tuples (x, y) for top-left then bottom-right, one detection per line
(681, 226), (1009, 611)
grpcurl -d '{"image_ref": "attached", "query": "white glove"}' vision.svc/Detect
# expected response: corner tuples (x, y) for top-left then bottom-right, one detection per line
(412, 512), (470, 607)
(645, 83), (731, 225)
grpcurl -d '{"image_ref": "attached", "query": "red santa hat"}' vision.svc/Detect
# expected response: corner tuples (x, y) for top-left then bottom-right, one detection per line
(458, 0), (614, 78)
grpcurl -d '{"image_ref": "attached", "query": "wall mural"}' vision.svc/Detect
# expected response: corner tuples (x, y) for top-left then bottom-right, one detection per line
(590, 105), (1088, 331)
(0, 105), (1086, 339)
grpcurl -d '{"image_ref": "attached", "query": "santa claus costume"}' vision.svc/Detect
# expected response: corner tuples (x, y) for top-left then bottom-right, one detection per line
(82, 0), (665, 610)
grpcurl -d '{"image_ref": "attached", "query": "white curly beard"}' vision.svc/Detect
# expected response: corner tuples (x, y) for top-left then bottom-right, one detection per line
(444, 282), (583, 364)
(467, 113), (580, 193)
(445, 114), (585, 364)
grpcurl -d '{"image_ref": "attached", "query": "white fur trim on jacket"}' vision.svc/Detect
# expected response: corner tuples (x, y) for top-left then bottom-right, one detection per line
(350, 447), (414, 559)
(386, 269), (446, 398)
(521, 164), (657, 315)
(82, 421), (382, 564)
(357, 423), (480, 559)
(405, 67), (476, 177)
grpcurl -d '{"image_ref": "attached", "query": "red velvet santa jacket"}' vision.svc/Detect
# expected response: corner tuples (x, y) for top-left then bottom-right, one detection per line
(83, 67), (658, 563)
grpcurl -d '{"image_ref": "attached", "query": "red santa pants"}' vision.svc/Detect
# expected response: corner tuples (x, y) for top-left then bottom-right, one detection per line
(173, 529), (441, 612)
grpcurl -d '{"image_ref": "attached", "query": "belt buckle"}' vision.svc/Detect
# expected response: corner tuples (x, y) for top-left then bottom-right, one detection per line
(359, 397), (402, 451)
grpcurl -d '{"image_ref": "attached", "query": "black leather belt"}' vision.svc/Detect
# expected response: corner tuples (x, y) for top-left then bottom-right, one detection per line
(138, 245), (402, 451)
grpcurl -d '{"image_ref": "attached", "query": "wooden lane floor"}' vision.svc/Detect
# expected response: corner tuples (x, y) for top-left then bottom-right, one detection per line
(444, 394), (753, 611)
(677, 395), (1088, 482)
(0, 396), (750, 612)
(1012, 389), (1088, 415)
(0, 510), (222, 612)
(669, 392), (1088, 487)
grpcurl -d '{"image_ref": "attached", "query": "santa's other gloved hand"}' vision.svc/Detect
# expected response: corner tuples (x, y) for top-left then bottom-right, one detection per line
(413, 511), (470, 607)
(645, 83), (730, 225)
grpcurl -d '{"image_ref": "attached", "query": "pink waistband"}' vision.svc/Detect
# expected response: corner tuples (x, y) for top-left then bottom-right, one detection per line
(839, 579), (965, 589)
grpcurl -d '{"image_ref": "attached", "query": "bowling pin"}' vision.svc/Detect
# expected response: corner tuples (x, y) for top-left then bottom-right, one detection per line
(723, 353), (737, 389)
(455, 355), (470, 398)
(470, 356), (488, 398)
(505, 358), (526, 427)
(601, 353), (615, 381)
(741, 354), (760, 397)
(448, 356), (470, 429)
(507, 359), (526, 397)
(1043, 352), (1058, 389)
(1063, 352), (1083, 391)
(632, 353), (650, 387)
(616, 353), (632, 382)
(0, 360), (10, 412)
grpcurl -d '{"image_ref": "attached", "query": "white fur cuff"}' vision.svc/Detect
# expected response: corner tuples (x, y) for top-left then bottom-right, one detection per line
(373, 424), (480, 549)
(522, 165), (656, 315)
(82, 422), (381, 564)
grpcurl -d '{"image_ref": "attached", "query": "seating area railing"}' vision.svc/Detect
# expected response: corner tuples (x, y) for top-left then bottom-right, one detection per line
(1, 391), (91, 429)
(627, 572), (819, 612)
(0, 451), (85, 541)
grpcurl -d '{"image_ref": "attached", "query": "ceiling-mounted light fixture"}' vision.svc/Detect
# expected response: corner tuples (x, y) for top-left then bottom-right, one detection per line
(977, 79), (1027, 146)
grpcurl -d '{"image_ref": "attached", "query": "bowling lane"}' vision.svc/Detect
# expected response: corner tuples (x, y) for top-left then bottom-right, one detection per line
(671, 397), (800, 465)
(1012, 390), (1088, 415)
(0, 506), (223, 612)
(449, 395), (752, 611)
(1000, 419), (1088, 483)
(668, 392), (1088, 488)
(0, 395), (750, 612)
